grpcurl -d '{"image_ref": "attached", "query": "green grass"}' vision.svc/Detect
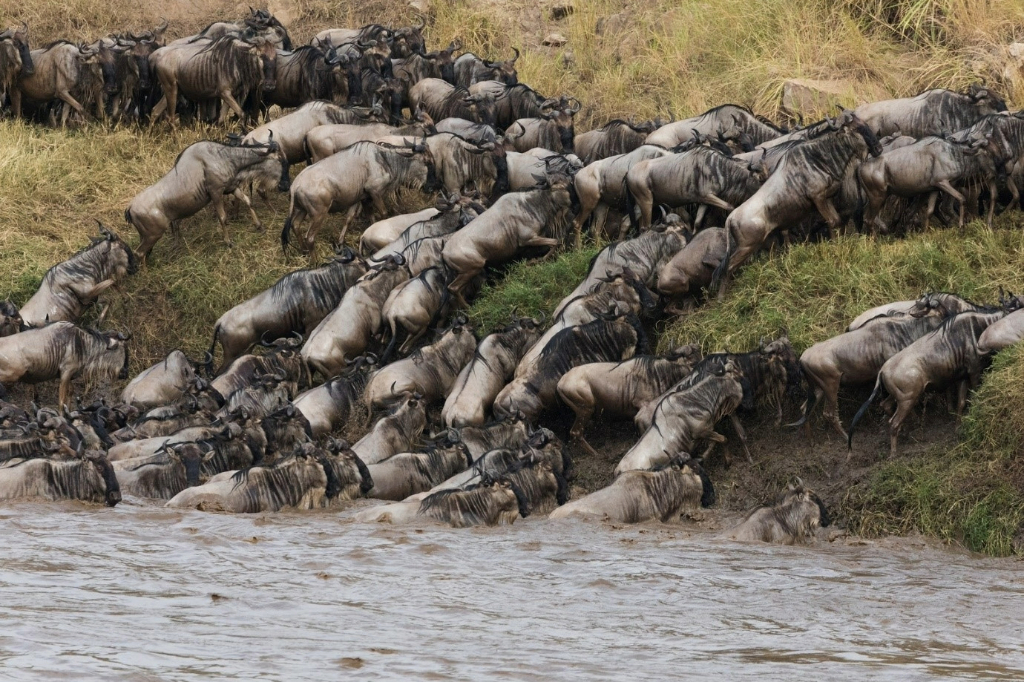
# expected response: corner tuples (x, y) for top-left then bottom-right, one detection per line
(468, 247), (599, 331)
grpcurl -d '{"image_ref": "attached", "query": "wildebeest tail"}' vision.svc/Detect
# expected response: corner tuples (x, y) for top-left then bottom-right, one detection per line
(623, 174), (639, 234)
(847, 374), (886, 449)
(281, 213), (294, 253)
(353, 452), (374, 495)
(692, 461), (716, 507)
(785, 375), (817, 428)
(207, 324), (221, 373)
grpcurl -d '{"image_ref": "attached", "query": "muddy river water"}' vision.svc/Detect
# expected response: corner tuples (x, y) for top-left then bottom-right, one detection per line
(1, 500), (1022, 681)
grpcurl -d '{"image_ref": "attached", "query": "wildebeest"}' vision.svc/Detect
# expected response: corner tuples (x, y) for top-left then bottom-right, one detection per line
(571, 144), (675, 242)
(626, 144), (768, 230)
(574, 119), (661, 164)
(442, 180), (577, 306)
(0, 25), (33, 107)
(357, 478), (522, 526)
(853, 86), (1007, 138)
(243, 100), (386, 163)
(281, 139), (438, 253)
(713, 111), (882, 299)
(469, 81), (549, 130)
(846, 292), (980, 332)
(848, 310), (1003, 455)
(0, 451), (121, 506)
(371, 195), (485, 261)
(978, 307), (1024, 353)
(656, 227), (728, 311)
(302, 256), (409, 379)
(127, 138), (289, 258)
(550, 458), (715, 523)
(366, 441), (472, 500)
(453, 414), (532, 461)
(365, 320), (475, 408)
(379, 266), (452, 360)
(0, 323), (129, 407)
(494, 315), (645, 422)
(166, 441), (371, 512)
(859, 134), (1005, 233)
(293, 359), (373, 438)
(392, 40), (460, 87)
(120, 350), (199, 410)
(149, 35), (279, 126)
(424, 132), (508, 199)
(433, 117), (500, 145)
(443, 318), (542, 428)
(519, 270), (657, 377)
(555, 222), (687, 316)
(615, 361), (750, 475)
(453, 48), (519, 88)
(504, 149), (582, 192)
(726, 484), (830, 544)
(645, 104), (784, 149)
(265, 45), (348, 109)
(19, 227), (138, 328)
(111, 442), (204, 500)
(360, 207), (440, 253)
(409, 78), (496, 126)
(10, 41), (104, 121)
(556, 346), (702, 455)
(351, 393), (427, 464)
(795, 304), (961, 439)
(185, 9), (292, 49)
(210, 247), (367, 371)
(302, 117), (430, 162)
(504, 96), (581, 154)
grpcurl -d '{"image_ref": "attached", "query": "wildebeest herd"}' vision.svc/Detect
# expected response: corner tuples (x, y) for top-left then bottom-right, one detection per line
(4, 10), (1024, 545)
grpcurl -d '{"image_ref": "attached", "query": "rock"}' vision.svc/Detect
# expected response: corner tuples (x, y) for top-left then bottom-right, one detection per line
(780, 78), (886, 118)
(542, 33), (568, 48)
(550, 3), (574, 20)
(596, 12), (629, 36)
(561, 49), (576, 70)
(408, 0), (431, 14)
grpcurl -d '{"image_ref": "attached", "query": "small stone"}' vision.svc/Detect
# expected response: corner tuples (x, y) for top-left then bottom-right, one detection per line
(542, 33), (567, 47)
(408, 0), (430, 14)
(596, 12), (629, 36)
(561, 49), (575, 69)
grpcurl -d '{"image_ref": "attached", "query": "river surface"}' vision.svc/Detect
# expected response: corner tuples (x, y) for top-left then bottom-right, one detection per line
(1, 499), (1022, 681)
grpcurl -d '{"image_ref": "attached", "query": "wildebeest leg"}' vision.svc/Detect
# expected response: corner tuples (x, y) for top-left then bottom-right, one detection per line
(1007, 176), (1021, 213)
(934, 180), (966, 229)
(97, 301), (110, 324)
(448, 271), (478, 308)
(888, 396), (915, 458)
(219, 90), (248, 126)
(701, 194), (734, 213)
(85, 279), (116, 303)
(55, 88), (87, 123)
(525, 236), (561, 251)
(232, 188), (263, 231)
(211, 195), (234, 247)
(369, 193), (388, 222)
(693, 205), (708, 230)
(810, 194), (841, 233)
(334, 204), (361, 247)
(985, 180), (997, 229)
(58, 374), (72, 409)
(398, 328), (427, 355)
(956, 380), (969, 417)
(591, 204), (609, 243)
(729, 413), (753, 464)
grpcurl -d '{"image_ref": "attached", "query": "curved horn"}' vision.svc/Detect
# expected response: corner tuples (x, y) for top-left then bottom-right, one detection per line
(511, 46), (520, 64)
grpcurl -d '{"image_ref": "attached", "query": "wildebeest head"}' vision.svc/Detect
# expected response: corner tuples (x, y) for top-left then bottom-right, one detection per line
(94, 221), (140, 276)
(0, 24), (33, 76)
(965, 83), (1007, 115)
(759, 332), (799, 388)
(782, 483), (831, 528)
(244, 36), (278, 91)
(465, 92), (497, 127)
(167, 442), (203, 487)
(485, 47), (519, 86)
(80, 41), (123, 95)
(828, 109), (882, 157)
(684, 458), (716, 508)
(540, 96), (581, 153)
(85, 450), (121, 507)
(122, 35), (161, 92)
(0, 300), (23, 337)
(392, 18), (427, 57)
(427, 40), (461, 84)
